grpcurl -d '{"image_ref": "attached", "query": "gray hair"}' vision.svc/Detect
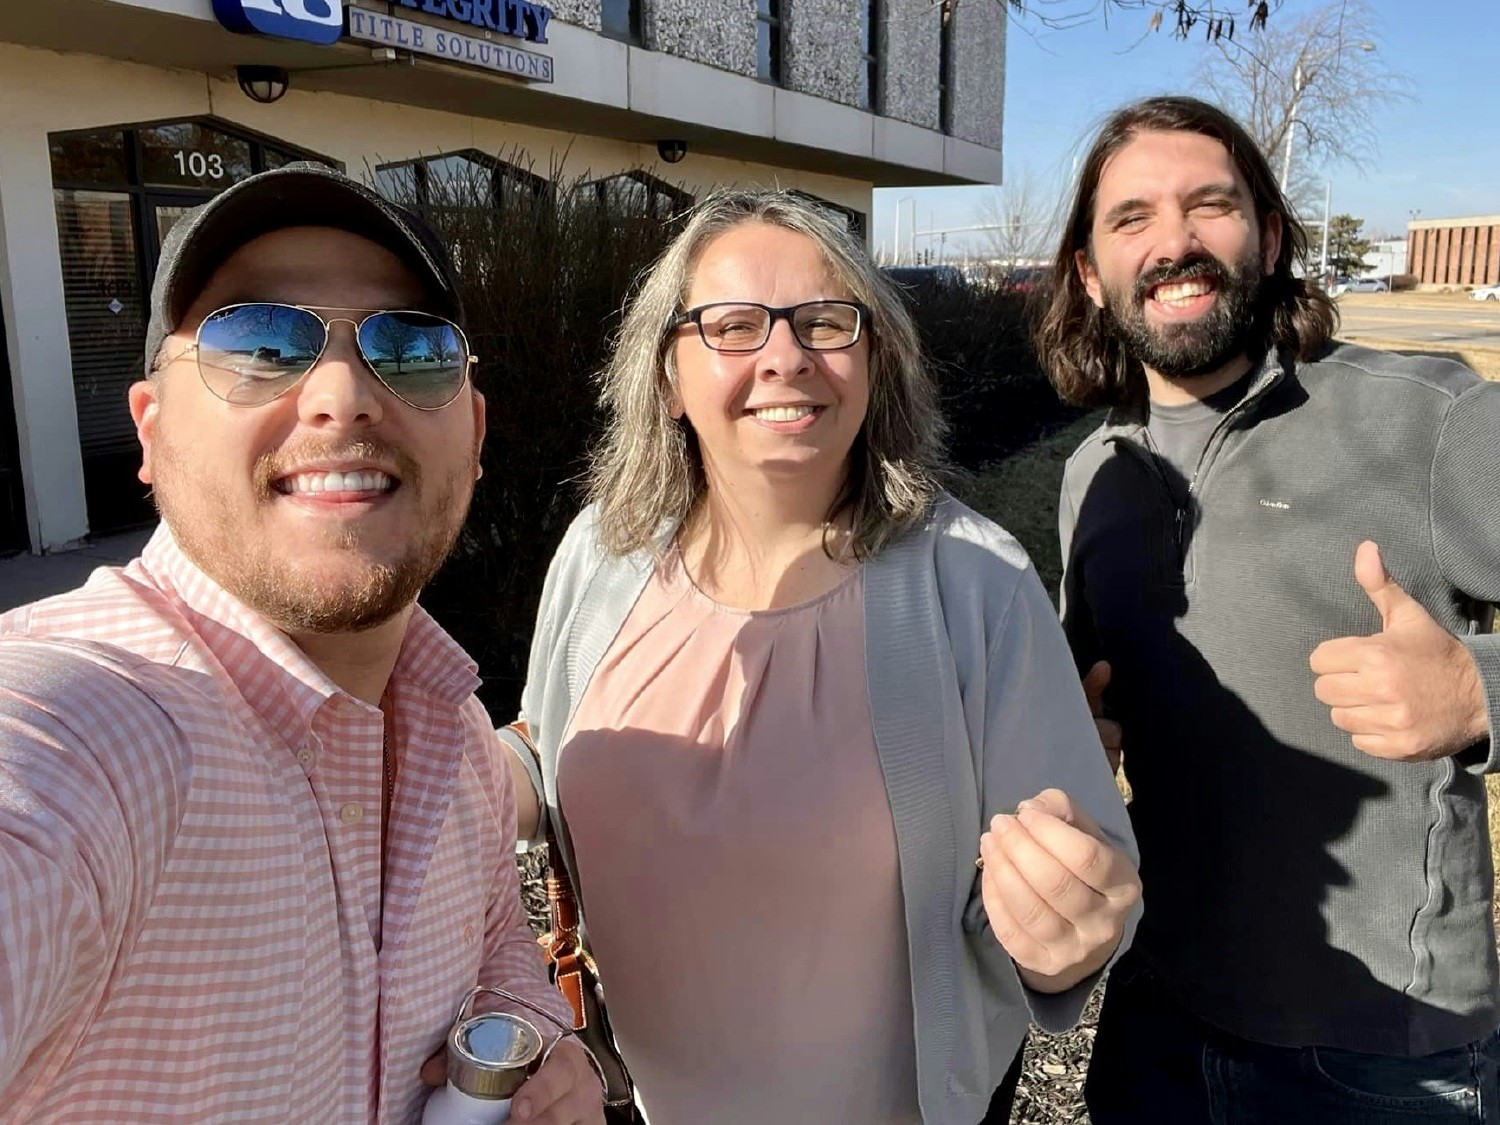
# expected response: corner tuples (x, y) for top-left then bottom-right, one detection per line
(588, 188), (947, 559)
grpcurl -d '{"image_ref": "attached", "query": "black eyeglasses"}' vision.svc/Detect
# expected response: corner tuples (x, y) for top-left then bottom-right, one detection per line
(669, 300), (871, 353)
(167, 303), (476, 410)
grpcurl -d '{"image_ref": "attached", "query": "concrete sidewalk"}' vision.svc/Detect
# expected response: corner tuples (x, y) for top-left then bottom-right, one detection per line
(0, 524), (156, 613)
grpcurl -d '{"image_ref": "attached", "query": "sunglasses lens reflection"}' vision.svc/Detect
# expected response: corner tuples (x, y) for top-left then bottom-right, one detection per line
(196, 304), (326, 406)
(193, 305), (470, 409)
(356, 312), (469, 409)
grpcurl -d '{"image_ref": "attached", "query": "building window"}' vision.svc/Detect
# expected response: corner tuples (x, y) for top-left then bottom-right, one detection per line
(756, 0), (782, 85)
(600, 0), (641, 43)
(581, 171), (694, 221)
(789, 190), (867, 243)
(375, 151), (549, 214)
(938, 0), (955, 134)
(860, 0), (881, 112)
(47, 118), (332, 534)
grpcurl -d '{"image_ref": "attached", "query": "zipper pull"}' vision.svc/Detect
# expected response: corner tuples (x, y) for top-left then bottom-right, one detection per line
(1175, 507), (1186, 546)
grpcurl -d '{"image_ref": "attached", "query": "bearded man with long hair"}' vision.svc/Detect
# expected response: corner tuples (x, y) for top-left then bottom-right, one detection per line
(1034, 95), (1500, 1123)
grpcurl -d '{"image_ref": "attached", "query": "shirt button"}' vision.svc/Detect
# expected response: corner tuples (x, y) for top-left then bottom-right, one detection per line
(296, 748), (315, 769)
(340, 803), (364, 824)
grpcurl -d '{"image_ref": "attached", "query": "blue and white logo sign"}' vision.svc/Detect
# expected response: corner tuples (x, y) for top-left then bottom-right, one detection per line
(212, 0), (345, 45)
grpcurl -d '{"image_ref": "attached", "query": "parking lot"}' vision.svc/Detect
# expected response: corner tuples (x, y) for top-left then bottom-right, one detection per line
(1336, 291), (1500, 349)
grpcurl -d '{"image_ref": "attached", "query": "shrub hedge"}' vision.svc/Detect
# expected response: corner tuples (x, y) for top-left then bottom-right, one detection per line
(887, 271), (1083, 468)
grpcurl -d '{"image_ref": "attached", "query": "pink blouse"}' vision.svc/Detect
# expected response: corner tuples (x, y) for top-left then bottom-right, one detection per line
(559, 551), (922, 1124)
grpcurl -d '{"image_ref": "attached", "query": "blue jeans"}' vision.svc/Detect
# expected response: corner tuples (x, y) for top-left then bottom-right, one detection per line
(1085, 952), (1500, 1124)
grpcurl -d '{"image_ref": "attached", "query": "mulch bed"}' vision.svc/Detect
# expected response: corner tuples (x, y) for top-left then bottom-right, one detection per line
(1008, 998), (1098, 1124)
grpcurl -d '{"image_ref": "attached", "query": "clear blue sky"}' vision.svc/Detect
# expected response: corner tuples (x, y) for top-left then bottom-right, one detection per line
(873, 0), (1500, 259)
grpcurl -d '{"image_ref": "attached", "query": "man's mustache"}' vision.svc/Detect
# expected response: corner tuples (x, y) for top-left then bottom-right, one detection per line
(1132, 254), (1227, 302)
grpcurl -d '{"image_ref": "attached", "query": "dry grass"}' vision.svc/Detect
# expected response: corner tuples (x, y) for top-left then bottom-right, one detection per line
(958, 411), (1105, 600)
(1334, 291), (1500, 381)
(1336, 336), (1500, 381)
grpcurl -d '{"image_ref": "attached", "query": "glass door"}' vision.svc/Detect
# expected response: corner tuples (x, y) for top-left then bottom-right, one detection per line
(145, 190), (214, 264)
(153, 201), (197, 253)
(54, 187), (156, 533)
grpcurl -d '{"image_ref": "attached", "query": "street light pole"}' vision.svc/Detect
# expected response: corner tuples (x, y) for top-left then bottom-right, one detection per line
(1319, 181), (1332, 278)
(895, 196), (916, 264)
(1280, 61), (1304, 190)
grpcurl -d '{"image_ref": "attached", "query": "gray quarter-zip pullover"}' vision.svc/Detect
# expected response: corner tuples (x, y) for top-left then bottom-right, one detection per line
(1060, 342), (1500, 1055)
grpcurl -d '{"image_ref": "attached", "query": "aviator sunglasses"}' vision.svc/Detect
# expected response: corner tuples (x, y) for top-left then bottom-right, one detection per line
(172, 303), (476, 410)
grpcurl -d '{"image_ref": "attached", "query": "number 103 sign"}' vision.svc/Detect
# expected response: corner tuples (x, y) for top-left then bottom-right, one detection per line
(212, 0), (346, 45)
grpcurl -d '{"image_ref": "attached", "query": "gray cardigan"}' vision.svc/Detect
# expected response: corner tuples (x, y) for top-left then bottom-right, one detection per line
(505, 495), (1139, 1124)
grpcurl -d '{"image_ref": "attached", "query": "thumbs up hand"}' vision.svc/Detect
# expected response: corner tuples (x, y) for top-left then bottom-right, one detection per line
(1309, 541), (1487, 761)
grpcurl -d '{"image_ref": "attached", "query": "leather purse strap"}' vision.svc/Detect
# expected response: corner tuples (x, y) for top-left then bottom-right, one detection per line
(508, 721), (588, 1026)
(505, 724), (638, 1118)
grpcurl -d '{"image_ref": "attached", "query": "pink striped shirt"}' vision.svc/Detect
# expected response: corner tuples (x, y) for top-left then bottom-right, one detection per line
(0, 528), (570, 1123)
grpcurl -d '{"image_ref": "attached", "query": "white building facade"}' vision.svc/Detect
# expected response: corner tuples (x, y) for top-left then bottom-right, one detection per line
(0, 0), (1004, 553)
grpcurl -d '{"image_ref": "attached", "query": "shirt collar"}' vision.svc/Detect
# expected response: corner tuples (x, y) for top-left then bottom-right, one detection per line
(139, 526), (481, 746)
(1101, 347), (1289, 439)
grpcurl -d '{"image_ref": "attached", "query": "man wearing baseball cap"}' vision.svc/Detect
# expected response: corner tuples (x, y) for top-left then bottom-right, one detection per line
(0, 164), (604, 1124)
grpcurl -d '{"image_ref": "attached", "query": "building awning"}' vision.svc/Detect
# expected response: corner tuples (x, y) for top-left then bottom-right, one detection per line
(2, 0), (999, 187)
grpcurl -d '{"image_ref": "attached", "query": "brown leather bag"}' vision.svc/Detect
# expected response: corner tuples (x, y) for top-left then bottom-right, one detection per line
(506, 722), (638, 1121)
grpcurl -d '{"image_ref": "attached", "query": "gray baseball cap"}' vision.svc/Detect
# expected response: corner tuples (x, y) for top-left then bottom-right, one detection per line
(144, 161), (464, 370)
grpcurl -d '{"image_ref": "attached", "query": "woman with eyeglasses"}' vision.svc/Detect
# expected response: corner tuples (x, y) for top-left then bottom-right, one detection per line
(504, 190), (1140, 1125)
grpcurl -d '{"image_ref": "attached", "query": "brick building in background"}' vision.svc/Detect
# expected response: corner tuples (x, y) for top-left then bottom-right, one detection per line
(1407, 215), (1500, 288)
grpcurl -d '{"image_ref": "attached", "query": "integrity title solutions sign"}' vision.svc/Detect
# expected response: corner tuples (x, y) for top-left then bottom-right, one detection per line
(213, 0), (556, 83)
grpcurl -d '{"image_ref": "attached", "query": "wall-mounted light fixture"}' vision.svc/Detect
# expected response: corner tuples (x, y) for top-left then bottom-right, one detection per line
(236, 64), (291, 104)
(233, 50), (404, 105)
(657, 139), (688, 164)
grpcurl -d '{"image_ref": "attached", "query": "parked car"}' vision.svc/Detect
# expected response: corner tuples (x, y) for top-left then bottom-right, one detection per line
(1329, 276), (1389, 296)
(1470, 283), (1500, 301)
(1000, 265), (1050, 295)
(881, 265), (964, 290)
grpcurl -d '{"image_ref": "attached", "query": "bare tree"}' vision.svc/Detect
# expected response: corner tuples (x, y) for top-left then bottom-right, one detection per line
(1003, 0), (1282, 42)
(1192, 0), (1409, 207)
(287, 315), (324, 362)
(974, 171), (1060, 268)
(426, 327), (458, 367)
(367, 317), (422, 374)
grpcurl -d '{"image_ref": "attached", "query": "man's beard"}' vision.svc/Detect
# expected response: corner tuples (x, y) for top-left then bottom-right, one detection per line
(151, 436), (474, 636)
(1101, 249), (1265, 379)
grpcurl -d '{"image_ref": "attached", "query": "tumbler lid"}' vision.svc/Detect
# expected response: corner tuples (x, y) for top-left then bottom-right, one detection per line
(446, 1012), (544, 1100)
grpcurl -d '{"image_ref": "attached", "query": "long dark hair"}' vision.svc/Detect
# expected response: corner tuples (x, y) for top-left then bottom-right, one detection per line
(1033, 95), (1337, 410)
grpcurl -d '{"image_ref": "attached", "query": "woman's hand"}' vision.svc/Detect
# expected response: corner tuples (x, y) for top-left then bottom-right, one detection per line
(978, 787), (1140, 994)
